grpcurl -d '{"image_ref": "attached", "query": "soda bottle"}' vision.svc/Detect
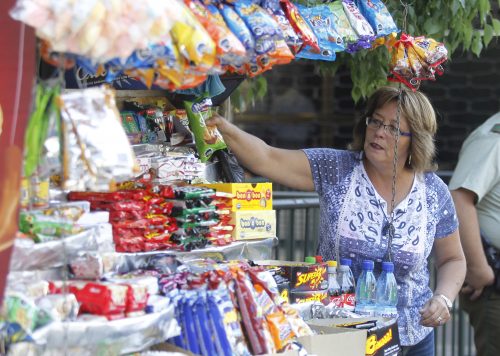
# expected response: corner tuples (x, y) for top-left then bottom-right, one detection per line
(355, 260), (377, 316)
(339, 264), (355, 311)
(375, 261), (398, 318)
(326, 260), (343, 308)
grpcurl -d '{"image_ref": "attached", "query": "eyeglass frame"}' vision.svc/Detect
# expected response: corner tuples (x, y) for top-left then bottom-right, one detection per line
(365, 117), (412, 137)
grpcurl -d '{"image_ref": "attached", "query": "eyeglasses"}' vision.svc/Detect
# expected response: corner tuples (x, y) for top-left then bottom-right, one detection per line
(366, 117), (412, 137)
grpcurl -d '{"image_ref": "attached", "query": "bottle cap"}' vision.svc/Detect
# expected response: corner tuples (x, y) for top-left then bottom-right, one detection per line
(340, 258), (352, 267)
(362, 260), (374, 270)
(326, 260), (337, 267)
(304, 256), (316, 264)
(382, 261), (394, 272)
(315, 255), (323, 263)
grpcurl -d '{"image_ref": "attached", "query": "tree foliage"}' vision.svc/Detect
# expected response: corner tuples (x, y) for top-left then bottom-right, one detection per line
(232, 0), (500, 108)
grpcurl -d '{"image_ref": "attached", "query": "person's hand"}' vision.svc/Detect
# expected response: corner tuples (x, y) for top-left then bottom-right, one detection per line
(205, 112), (227, 133)
(419, 295), (451, 327)
(461, 263), (495, 301)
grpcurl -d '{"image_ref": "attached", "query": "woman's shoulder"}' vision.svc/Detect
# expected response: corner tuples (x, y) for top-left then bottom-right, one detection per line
(303, 148), (360, 162)
(422, 171), (451, 197)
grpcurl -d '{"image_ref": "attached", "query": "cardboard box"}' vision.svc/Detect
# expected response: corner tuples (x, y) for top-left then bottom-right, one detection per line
(230, 210), (276, 240)
(264, 324), (367, 356)
(254, 260), (329, 292)
(197, 182), (273, 210)
(307, 317), (401, 356)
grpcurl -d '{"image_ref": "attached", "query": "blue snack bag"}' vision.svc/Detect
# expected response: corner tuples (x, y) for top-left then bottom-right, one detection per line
(355, 0), (398, 37)
(295, 4), (345, 61)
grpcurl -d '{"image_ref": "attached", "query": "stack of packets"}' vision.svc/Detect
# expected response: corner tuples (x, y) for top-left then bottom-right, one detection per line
(255, 260), (330, 305)
(67, 184), (234, 252)
(197, 183), (276, 241)
(161, 262), (314, 355)
(11, 0), (400, 89)
(388, 33), (448, 91)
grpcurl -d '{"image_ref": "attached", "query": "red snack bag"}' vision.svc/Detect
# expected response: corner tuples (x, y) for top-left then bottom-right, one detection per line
(76, 282), (128, 316)
(115, 236), (145, 252)
(109, 209), (146, 222)
(280, 0), (320, 53)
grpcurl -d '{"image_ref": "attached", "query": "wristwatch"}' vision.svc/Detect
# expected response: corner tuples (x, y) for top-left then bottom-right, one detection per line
(435, 294), (453, 311)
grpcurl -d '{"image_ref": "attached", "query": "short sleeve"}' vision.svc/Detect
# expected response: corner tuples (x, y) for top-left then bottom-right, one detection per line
(434, 182), (459, 239)
(449, 135), (500, 203)
(302, 148), (357, 195)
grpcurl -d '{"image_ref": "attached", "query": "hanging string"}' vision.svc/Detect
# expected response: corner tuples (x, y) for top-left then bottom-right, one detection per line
(385, 2), (410, 262)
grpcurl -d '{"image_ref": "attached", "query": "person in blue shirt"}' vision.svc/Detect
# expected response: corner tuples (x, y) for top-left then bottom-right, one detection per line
(207, 85), (465, 355)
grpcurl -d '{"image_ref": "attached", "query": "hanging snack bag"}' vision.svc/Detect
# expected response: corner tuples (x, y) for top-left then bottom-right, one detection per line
(186, 0), (247, 68)
(329, 1), (360, 53)
(280, 0), (320, 53)
(355, 0), (398, 38)
(342, 0), (375, 47)
(184, 96), (227, 162)
(170, 0), (216, 73)
(220, 3), (256, 55)
(295, 4), (344, 61)
(261, 0), (303, 54)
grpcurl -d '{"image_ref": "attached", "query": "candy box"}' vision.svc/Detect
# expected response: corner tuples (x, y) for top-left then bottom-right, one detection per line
(289, 289), (329, 305)
(196, 182), (273, 210)
(230, 210), (276, 240)
(254, 260), (328, 292)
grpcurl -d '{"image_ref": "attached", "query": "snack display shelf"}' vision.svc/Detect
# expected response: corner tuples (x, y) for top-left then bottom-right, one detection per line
(6, 304), (179, 356)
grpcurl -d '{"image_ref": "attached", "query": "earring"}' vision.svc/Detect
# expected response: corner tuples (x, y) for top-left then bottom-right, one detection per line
(407, 154), (412, 166)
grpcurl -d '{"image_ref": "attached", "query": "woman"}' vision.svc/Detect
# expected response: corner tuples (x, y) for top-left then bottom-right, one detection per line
(208, 85), (465, 355)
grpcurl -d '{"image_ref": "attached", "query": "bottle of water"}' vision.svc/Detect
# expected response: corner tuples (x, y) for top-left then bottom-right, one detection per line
(326, 260), (343, 308)
(375, 261), (398, 318)
(355, 260), (377, 316)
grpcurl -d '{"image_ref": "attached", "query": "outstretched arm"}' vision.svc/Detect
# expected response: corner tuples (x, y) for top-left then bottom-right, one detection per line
(207, 113), (315, 191)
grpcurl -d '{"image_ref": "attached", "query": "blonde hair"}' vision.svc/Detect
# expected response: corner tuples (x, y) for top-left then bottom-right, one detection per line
(349, 86), (438, 172)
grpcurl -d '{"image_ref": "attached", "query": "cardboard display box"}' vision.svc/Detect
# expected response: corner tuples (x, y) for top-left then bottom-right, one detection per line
(197, 182), (273, 210)
(230, 210), (276, 240)
(307, 317), (401, 356)
(254, 260), (329, 292)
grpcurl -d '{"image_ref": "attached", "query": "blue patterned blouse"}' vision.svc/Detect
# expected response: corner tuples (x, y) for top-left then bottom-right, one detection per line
(303, 148), (458, 346)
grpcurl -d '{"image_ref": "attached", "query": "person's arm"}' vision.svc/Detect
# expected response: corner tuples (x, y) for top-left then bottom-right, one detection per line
(451, 188), (495, 300)
(419, 230), (466, 327)
(207, 113), (315, 191)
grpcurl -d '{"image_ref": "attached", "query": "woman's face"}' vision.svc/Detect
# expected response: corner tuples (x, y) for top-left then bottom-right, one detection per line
(363, 100), (412, 170)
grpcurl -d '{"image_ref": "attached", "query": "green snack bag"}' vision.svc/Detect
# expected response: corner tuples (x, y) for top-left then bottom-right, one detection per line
(184, 96), (227, 162)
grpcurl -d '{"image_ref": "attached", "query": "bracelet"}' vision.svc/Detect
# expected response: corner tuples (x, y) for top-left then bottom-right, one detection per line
(434, 294), (453, 311)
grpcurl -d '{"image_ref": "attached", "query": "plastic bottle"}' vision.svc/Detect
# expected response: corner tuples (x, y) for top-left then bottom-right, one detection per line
(355, 260), (377, 316)
(304, 256), (316, 264)
(326, 260), (343, 308)
(375, 261), (398, 318)
(338, 258), (355, 287)
(339, 264), (355, 311)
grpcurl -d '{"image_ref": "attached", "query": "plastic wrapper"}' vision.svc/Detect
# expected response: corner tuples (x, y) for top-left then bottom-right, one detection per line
(184, 96), (227, 162)
(60, 86), (137, 191)
(295, 4), (344, 61)
(6, 304), (180, 356)
(329, 1), (360, 53)
(342, 0), (375, 45)
(280, 0), (319, 53)
(9, 227), (111, 271)
(356, 0), (398, 38)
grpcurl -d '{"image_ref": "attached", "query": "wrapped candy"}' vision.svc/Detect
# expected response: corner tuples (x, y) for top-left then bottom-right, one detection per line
(388, 33), (448, 90)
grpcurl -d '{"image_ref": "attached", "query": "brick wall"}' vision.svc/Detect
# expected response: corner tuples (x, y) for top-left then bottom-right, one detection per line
(236, 41), (500, 170)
